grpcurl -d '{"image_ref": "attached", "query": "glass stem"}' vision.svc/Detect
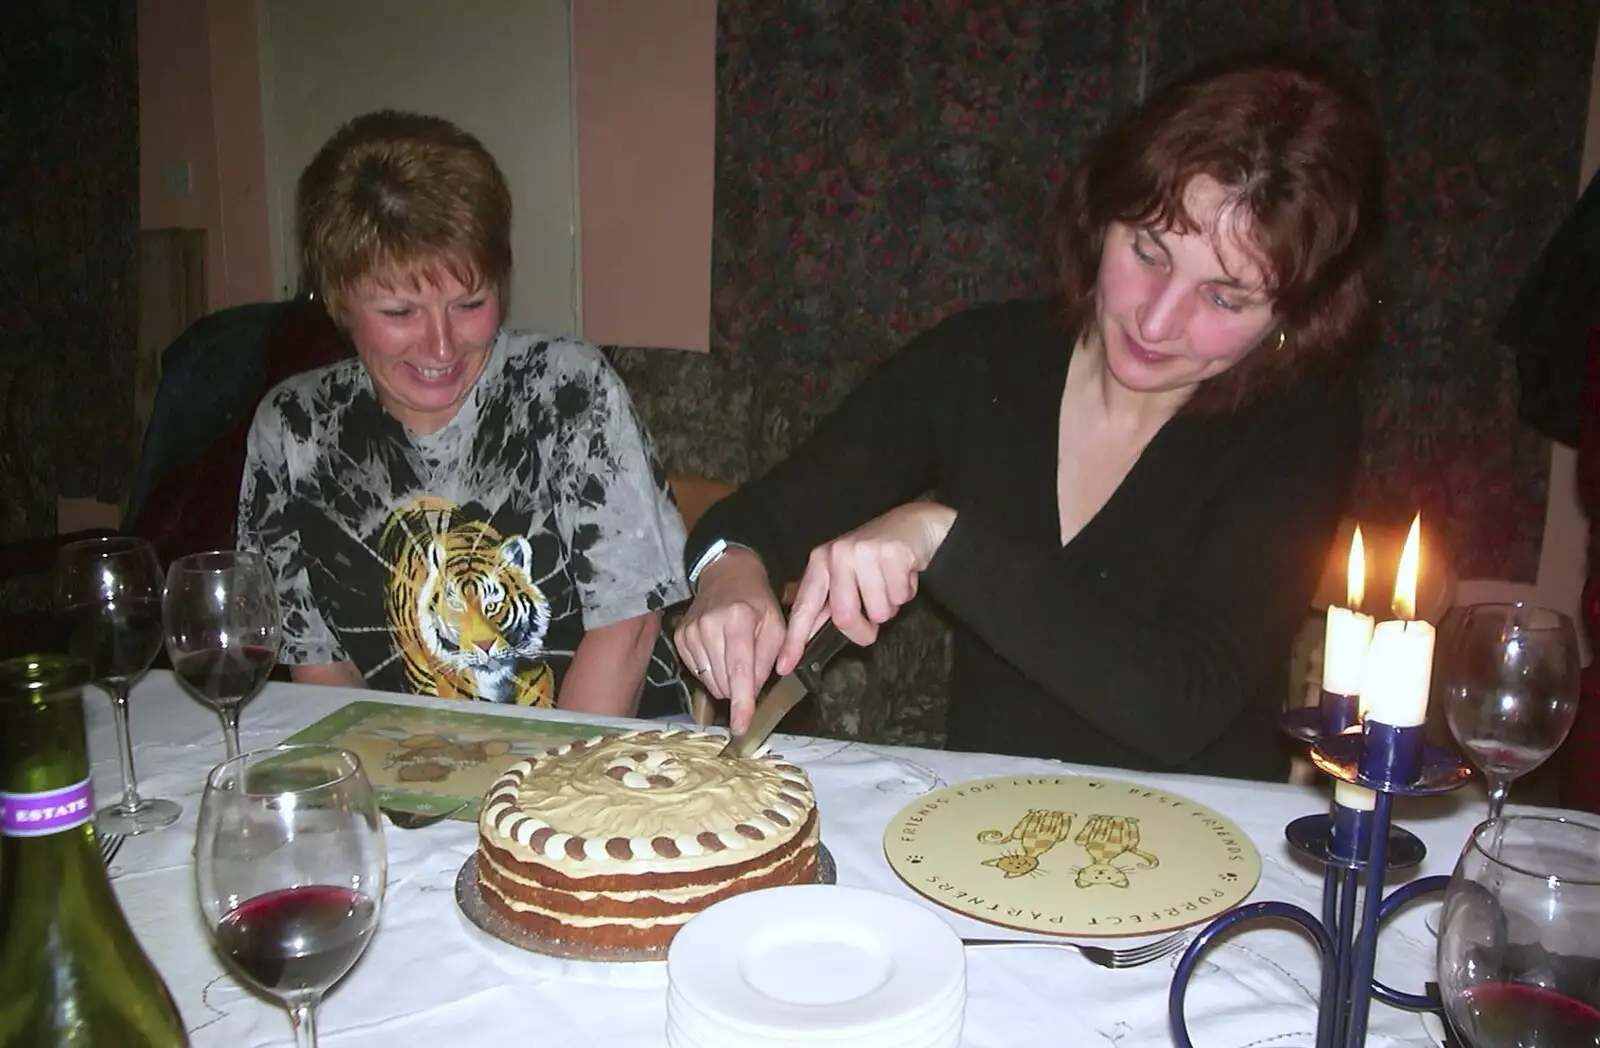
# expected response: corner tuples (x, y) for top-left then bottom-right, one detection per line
(219, 704), (242, 761)
(106, 680), (145, 813)
(1486, 776), (1512, 822)
(288, 996), (320, 1048)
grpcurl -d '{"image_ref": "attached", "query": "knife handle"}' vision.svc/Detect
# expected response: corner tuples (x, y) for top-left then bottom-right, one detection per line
(793, 622), (851, 693)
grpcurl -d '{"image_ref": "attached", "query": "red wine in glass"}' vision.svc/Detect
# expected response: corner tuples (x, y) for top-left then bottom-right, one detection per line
(59, 597), (165, 682)
(197, 745), (384, 1048)
(163, 550), (282, 760)
(1440, 818), (1600, 1048)
(1452, 982), (1600, 1047)
(54, 536), (181, 835)
(214, 886), (377, 996)
(172, 646), (277, 708)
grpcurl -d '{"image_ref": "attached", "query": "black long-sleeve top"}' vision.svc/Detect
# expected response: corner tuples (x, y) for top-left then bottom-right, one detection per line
(689, 299), (1358, 781)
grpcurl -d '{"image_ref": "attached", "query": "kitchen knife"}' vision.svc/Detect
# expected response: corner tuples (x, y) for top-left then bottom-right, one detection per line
(719, 622), (850, 758)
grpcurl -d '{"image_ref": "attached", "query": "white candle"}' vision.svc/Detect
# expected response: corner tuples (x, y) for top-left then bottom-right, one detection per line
(1321, 525), (1373, 696)
(1322, 605), (1375, 696)
(1358, 514), (1434, 727)
(1360, 619), (1435, 726)
(1334, 779), (1377, 812)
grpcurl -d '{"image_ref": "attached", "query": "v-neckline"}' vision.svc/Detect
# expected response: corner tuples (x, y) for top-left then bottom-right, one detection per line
(1051, 346), (1179, 552)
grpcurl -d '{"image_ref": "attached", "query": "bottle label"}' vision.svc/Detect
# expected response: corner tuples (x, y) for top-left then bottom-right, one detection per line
(0, 778), (94, 836)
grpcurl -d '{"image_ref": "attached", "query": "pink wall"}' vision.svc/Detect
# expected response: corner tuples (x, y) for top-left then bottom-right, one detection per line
(138, 0), (271, 312)
(204, 0), (273, 308)
(70, 0), (274, 532)
(573, 0), (717, 351)
(138, 0), (221, 306)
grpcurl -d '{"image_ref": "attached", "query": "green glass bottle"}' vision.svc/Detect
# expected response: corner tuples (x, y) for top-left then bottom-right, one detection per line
(0, 655), (190, 1047)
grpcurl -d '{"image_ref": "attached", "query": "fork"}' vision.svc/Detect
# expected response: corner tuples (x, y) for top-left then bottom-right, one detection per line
(98, 832), (126, 868)
(962, 929), (1189, 969)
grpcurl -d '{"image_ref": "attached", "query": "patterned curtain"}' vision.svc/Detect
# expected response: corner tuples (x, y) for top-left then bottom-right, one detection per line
(712, 0), (1151, 375)
(0, 0), (141, 530)
(711, 0), (1599, 581)
(1147, 0), (1598, 581)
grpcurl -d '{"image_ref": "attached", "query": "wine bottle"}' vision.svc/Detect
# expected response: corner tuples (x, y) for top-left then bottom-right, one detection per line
(0, 655), (190, 1047)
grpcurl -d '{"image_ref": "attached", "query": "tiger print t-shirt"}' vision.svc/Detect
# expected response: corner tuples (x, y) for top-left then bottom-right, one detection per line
(237, 330), (692, 714)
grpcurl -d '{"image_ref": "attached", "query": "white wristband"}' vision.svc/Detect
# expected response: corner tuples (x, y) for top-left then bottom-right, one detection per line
(687, 538), (754, 589)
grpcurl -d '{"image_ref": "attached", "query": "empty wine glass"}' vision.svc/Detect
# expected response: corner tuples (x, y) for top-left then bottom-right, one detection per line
(1437, 815), (1600, 1047)
(54, 536), (182, 835)
(163, 550), (281, 759)
(196, 744), (386, 1048)
(1440, 602), (1580, 821)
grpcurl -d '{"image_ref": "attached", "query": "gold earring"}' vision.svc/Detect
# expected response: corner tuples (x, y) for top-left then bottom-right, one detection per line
(1275, 330), (1287, 352)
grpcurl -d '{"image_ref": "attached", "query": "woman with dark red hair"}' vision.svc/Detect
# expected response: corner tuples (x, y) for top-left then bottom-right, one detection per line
(677, 51), (1387, 781)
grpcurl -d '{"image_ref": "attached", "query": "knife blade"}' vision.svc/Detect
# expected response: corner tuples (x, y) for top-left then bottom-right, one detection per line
(720, 622), (850, 758)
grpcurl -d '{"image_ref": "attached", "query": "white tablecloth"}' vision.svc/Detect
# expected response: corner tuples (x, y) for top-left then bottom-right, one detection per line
(97, 671), (1500, 1047)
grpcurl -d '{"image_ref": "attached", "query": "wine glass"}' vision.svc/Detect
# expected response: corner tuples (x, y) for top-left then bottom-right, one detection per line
(1437, 815), (1600, 1047)
(163, 550), (281, 759)
(1439, 602), (1580, 820)
(196, 744), (386, 1048)
(54, 536), (182, 835)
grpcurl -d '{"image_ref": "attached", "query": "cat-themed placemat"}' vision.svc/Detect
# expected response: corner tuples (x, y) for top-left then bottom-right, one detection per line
(883, 774), (1261, 937)
(283, 701), (611, 822)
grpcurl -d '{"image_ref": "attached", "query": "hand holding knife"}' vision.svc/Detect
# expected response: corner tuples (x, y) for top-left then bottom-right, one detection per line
(720, 623), (851, 759)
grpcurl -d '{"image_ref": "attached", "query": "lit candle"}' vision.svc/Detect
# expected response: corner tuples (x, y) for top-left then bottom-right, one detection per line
(1359, 514), (1435, 727)
(1321, 526), (1374, 697)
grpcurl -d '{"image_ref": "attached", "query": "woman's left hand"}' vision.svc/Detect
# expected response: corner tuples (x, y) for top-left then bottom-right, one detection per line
(777, 501), (957, 673)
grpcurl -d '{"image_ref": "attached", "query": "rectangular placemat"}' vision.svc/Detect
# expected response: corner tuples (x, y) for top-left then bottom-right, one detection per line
(282, 700), (611, 821)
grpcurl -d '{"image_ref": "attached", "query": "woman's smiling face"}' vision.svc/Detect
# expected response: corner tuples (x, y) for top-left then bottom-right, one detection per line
(342, 266), (501, 435)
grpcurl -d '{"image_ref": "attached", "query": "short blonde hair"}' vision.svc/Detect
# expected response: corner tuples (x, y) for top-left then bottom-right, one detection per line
(297, 110), (512, 326)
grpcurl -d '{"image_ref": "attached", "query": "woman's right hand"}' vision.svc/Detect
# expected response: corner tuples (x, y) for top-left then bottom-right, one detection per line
(673, 548), (786, 733)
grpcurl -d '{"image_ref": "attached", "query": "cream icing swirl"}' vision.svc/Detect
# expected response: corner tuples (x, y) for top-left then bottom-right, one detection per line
(480, 729), (814, 869)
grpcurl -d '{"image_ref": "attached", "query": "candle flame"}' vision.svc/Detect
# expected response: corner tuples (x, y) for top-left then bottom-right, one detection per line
(1346, 526), (1366, 609)
(1392, 513), (1421, 620)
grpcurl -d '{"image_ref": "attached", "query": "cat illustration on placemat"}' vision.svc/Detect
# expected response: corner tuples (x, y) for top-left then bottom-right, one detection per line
(976, 810), (1161, 887)
(371, 730), (516, 783)
(349, 722), (560, 784)
(1071, 813), (1160, 888)
(976, 809), (1075, 879)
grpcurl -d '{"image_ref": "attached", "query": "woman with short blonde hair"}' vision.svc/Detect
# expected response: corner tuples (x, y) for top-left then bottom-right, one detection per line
(240, 110), (690, 717)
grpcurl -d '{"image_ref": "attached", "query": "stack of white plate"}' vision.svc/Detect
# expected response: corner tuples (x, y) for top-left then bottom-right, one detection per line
(665, 884), (966, 1048)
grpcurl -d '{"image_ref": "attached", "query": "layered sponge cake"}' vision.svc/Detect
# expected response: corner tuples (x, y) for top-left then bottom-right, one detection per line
(476, 728), (819, 949)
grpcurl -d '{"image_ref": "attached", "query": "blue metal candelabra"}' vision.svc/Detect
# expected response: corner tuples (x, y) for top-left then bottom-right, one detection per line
(1168, 690), (1473, 1048)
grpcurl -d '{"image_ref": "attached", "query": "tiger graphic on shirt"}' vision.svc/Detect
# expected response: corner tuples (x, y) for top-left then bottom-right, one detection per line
(380, 498), (554, 705)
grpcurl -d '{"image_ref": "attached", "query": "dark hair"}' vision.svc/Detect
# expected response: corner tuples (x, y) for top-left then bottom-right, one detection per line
(297, 110), (513, 327)
(1055, 50), (1387, 412)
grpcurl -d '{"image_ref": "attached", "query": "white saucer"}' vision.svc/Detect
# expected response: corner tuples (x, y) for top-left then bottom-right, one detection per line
(667, 1023), (965, 1048)
(668, 985), (964, 1047)
(667, 884), (966, 1039)
(667, 1015), (963, 1048)
(669, 999), (964, 1048)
